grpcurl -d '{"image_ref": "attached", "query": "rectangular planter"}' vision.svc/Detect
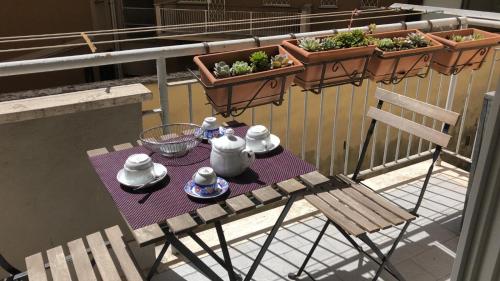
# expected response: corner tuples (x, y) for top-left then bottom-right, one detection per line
(193, 45), (304, 116)
(368, 29), (443, 83)
(282, 37), (376, 90)
(428, 28), (500, 75)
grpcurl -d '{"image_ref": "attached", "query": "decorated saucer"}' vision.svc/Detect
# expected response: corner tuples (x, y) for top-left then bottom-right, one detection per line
(184, 177), (229, 199)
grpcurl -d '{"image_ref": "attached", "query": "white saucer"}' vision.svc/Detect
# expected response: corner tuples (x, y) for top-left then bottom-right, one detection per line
(116, 163), (168, 187)
(247, 134), (281, 154)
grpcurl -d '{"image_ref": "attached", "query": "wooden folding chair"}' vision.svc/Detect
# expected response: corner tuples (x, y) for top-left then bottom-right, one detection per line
(2, 225), (143, 281)
(289, 87), (460, 281)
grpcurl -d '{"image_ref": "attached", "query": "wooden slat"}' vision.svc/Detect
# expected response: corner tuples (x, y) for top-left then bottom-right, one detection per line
(367, 107), (451, 147)
(196, 204), (228, 223)
(86, 231), (121, 281)
(251, 186), (282, 204)
(226, 195), (255, 213)
(351, 184), (416, 221)
(46, 246), (72, 281)
(316, 192), (380, 233)
(305, 195), (365, 236)
(131, 224), (165, 247)
(329, 189), (392, 229)
(113, 143), (134, 151)
(342, 188), (405, 226)
(67, 238), (98, 281)
(167, 213), (198, 234)
(104, 226), (143, 281)
(300, 171), (330, 188)
(87, 147), (109, 157)
(376, 87), (459, 125)
(26, 253), (48, 281)
(276, 178), (306, 194)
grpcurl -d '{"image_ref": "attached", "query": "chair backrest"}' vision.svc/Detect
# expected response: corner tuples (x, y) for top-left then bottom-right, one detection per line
(368, 87), (460, 148)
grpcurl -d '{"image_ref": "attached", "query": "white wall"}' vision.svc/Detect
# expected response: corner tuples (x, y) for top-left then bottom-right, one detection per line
(423, 0), (462, 9)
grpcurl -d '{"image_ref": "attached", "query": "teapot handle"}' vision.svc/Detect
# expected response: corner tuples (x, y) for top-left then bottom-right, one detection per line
(240, 148), (255, 166)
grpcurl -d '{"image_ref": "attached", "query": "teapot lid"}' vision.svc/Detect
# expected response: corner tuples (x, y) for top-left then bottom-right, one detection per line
(212, 128), (246, 152)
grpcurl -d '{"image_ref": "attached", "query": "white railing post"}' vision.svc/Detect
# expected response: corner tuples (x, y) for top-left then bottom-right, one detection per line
(250, 12), (253, 35)
(156, 58), (169, 125)
(205, 10), (208, 33)
(155, 5), (162, 36)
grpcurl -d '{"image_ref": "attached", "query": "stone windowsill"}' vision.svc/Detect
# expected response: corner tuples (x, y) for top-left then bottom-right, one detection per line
(0, 83), (152, 125)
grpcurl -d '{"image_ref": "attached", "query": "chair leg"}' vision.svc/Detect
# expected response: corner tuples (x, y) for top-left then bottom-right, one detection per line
(288, 220), (330, 280)
(412, 146), (442, 215)
(363, 221), (412, 281)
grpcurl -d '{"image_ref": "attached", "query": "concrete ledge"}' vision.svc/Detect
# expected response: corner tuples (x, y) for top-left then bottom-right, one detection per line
(0, 83), (152, 125)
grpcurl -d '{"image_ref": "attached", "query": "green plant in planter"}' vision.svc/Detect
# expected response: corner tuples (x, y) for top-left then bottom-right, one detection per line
(376, 38), (395, 51)
(213, 61), (231, 78)
(375, 33), (431, 51)
(407, 32), (431, 48)
(448, 33), (484, 42)
(271, 54), (293, 69)
(299, 38), (322, 52)
(249, 51), (271, 72)
(328, 29), (371, 50)
(230, 61), (253, 76)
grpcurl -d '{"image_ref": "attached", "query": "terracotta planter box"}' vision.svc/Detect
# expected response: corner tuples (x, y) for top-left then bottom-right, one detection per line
(282, 37), (376, 89)
(193, 45), (304, 115)
(428, 28), (500, 75)
(367, 29), (443, 82)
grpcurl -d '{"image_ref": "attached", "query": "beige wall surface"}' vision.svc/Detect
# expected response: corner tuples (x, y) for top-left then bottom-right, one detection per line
(0, 103), (143, 277)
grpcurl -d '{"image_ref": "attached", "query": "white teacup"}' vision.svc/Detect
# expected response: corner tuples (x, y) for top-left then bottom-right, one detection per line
(123, 154), (156, 186)
(246, 125), (272, 152)
(192, 167), (218, 195)
(202, 117), (219, 131)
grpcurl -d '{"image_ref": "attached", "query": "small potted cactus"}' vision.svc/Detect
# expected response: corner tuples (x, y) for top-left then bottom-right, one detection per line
(367, 29), (443, 83)
(193, 45), (304, 115)
(427, 28), (500, 75)
(282, 29), (376, 90)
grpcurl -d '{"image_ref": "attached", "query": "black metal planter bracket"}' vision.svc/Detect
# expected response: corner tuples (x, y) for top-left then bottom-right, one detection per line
(442, 46), (491, 76)
(188, 68), (301, 118)
(378, 52), (432, 85)
(299, 54), (372, 95)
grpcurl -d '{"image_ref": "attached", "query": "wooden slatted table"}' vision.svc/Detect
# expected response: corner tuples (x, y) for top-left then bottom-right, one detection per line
(87, 124), (317, 281)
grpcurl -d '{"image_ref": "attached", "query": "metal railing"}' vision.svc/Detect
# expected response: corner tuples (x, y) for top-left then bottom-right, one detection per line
(159, 8), (300, 36)
(1, 4), (499, 178)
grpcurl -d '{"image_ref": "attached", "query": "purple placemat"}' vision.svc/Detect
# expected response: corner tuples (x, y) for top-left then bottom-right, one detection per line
(89, 126), (315, 230)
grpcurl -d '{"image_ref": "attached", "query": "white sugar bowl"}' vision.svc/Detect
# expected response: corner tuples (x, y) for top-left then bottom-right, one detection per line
(210, 129), (255, 177)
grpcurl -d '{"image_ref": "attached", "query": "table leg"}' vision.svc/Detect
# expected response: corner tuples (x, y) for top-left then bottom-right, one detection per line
(243, 194), (297, 281)
(215, 221), (241, 281)
(146, 240), (170, 281)
(145, 232), (224, 281)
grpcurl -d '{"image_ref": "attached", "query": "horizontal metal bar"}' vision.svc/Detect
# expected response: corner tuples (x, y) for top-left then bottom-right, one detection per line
(0, 17), (469, 77)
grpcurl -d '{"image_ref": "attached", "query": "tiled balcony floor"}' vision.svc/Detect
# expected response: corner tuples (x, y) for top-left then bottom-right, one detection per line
(153, 161), (467, 281)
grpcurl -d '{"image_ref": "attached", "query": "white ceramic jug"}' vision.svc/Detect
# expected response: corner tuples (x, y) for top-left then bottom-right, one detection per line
(210, 129), (255, 177)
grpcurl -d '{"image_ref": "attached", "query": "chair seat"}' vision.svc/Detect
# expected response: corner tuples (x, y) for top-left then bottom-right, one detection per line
(305, 175), (416, 237)
(25, 225), (143, 281)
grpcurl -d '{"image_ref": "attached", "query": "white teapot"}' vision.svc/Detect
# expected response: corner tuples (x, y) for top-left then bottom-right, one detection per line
(210, 129), (255, 177)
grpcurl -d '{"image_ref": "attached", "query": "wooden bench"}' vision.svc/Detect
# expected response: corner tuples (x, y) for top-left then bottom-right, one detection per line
(23, 226), (143, 281)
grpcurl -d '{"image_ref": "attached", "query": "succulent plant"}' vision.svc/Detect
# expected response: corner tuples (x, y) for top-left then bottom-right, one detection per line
(230, 61), (253, 76)
(213, 61), (231, 78)
(449, 33), (484, 42)
(271, 54), (293, 69)
(249, 51), (271, 72)
(375, 33), (431, 51)
(299, 37), (322, 52)
(376, 38), (395, 51)
(320, 37), (337, 50)
(407, 33), (430, 48)
(368, 23), (377, 34)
